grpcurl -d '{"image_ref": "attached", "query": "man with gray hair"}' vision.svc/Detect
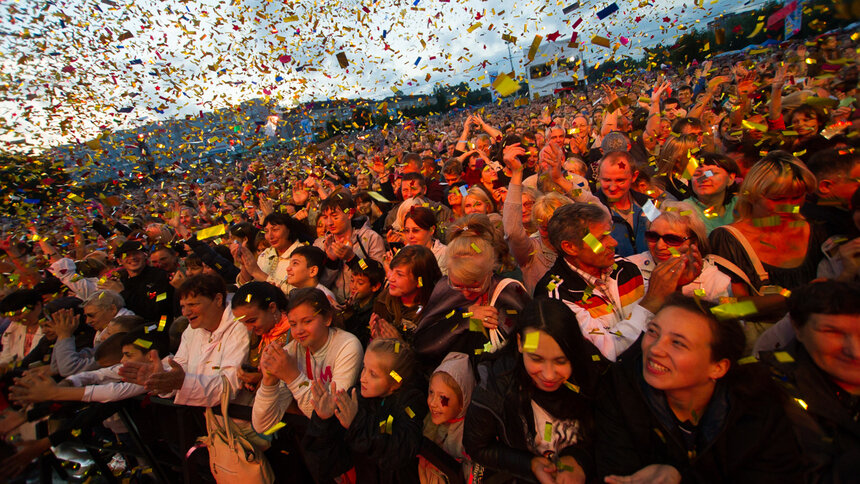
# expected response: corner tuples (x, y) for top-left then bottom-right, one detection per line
(51, 290), (135, 376)
(534, 202), (682, 361)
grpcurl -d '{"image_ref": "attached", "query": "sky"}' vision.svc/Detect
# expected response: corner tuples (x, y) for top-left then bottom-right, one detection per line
(0, 0), (773, 153)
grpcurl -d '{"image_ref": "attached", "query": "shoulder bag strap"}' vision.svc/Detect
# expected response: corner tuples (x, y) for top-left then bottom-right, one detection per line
(706, 254), (763, 297)
(489, 278), (526, 306)
(720, 226), (770, 285)
(219, 375), (235, 447)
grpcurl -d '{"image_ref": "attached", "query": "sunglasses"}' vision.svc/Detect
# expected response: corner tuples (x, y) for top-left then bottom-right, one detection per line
(644, 231), (690, 247)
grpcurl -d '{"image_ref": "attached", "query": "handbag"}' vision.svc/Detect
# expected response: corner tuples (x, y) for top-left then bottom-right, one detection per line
(199, 375), (274, 484)
(483, 278), (526, 354)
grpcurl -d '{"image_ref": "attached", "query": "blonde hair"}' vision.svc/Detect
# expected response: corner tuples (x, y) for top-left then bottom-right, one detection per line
(653, 201), (711, 254)
(532, 192), (573, 228)
(465, 186), (496, 213)
(736, 151), (816, 220)
(657, 134), (700, 177)
(446, 214), (497, 283)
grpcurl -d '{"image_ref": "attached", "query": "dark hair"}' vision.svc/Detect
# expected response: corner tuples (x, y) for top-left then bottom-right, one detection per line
(402, 152), (421, 168)
(111, 314), (145, 332)
(232, 281), (289, 312)
(697, 151), (740, 204)
(151, 244), (177, 257)
(672, 117), (703, 135)
(806, 148), (860, 180)
(120, 327), (170, 358)
(286, 287), (334, 320)
(788, 281), (860, 328)
(94, 332), (128, 363)
(678, 85), (693, 93)
(230, 221), (259, 245)
(389, 245), (442, 306)
(518, 298), (606, 392)
(401, 172), (426, 189)
(789, 104), (825, 130)
(43, 297), (84, 321)
(0, 289), (43, 313)
(660, 294), (745, 365)
(176, 274), (227, 302)
(403, 206), (437, 231)
(663, 97), (681, 108)
(185, 253), (203, 268)
(442, 159), (464, 176)
(77, 258), (107, 278)
(319, 190), (356, 214)
(348, 257), (386, 287)
(262, 213), (298, 244)
(547, 203), (609, 254)
(291, 245), (326, 275)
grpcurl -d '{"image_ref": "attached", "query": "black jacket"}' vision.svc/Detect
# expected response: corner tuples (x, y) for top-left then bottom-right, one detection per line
(464, 355), (596, 483)
(761, 343), (860, 484)
(595, 343), (805, 483)
(120, 265), (174, 323)
(303, 383), (428, 484)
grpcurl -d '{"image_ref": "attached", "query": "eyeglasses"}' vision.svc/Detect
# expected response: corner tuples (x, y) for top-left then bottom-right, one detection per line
(644, 231), (690, 247)
(448, 275), (491, 295)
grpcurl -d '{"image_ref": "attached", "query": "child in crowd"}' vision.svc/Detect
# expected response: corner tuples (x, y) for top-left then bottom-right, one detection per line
(419, 351), (476, 483)
(252, 288), (363, 432)
(305, 338), (428, 483)
(286, 244), (340, 307)
(343, 258), (386, 348)
(231, 281), (291, 392)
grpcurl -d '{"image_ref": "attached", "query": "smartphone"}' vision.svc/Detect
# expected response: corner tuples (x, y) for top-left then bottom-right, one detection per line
(241, 363), (259, 373)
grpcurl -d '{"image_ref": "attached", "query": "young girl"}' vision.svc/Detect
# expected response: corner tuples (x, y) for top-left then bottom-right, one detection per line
(231, 281), (291, 392)
(419, 352), (476, 484)
(252, 288), (363, 432)
(305, 338), (428, 483)
(372, 245), (442, 344)
(464, 298), (605, 483)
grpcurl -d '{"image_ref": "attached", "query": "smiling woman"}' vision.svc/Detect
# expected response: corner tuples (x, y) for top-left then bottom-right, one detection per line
(595, 294), (804, 483)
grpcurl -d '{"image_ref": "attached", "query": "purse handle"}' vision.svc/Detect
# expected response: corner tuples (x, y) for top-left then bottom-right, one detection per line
(720, 225), (770, 286)
(219, 375), (235, 447)
(489, 278), (525, 307)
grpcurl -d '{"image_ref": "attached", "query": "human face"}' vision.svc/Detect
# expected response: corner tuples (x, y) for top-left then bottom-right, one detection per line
(443, 172), (462, 185)
(233, 302), (278, 337)
(692, 165), (735, 199)
(427, 374), (462, 424)
(641, 306), (726, 393)
(522, 195), (536, 226)
(463, 195), (490, 214)
(349, 274), (376, 302)
(323, 208), (352, 236)
(264, 223), (290, 252)
(659, 118), (673, 139)
(150, 250), (178, 273)
(356, 173), (371, 190)
(647, 218), (691, 263)
(448, 272), (491, 301)
(287, 302), (331, 353)
(795, 313), (860, 394)
(548, 128), (566, 147)
(824, 163), (860, 205)
(571, 117), (589, 141)
(599, 162), (633, 203)
(121, 345), (148, 365)
(286, 254), (316, 288)
(360, 349), (398, 398)
(481, 166), (498, 185)
(357, 200), (372, 217)
(401, 179), (425, 200)
(403, 218), (434, 247)
(678, 89), (692, 107)
(120, 251), (147, 275)
(180, 293), (225, 331)
(84, 304), (116, 331)
(792, 112), (820, 138)
(387, 264), (420, 299)
(664, 102), (680, 120)
(179, 209), (195, 228)
(568, 220), (618, 274)
(519, 329), (572, 392)
(186, 263), (204, 277)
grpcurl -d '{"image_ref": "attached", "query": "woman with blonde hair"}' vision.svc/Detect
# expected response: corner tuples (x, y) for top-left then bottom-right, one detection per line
(653, 133), (700, 200)
(709, 151), (825, 323)
(627, 201), (731, 303)
(413, 214), (531, 370)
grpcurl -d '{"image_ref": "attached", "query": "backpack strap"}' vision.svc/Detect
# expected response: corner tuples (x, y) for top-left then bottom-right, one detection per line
(719, 225), (771, 286)
(706, 254), (763, 297)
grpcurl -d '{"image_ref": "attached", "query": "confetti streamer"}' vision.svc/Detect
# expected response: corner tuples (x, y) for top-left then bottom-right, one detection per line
(710, 300), (758, 320)
(591, 35), (611, 48)
(582, 233), (605, 253)
(527, 35), (543, 63)
(263, 422), (286, 436)
(596, 3), (619, 20)
(523, 332), (539, 352)
(134, 338), (152, 349)
(491, 72), (520, 97)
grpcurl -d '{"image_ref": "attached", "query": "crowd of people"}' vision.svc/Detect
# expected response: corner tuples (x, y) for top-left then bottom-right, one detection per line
(0, 29), (859, 484)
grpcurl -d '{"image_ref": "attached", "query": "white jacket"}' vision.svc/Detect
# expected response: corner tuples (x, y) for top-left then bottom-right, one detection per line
(170, 295), (250, 407)
(252, 328), (362, 433)
(0, 322), (42, 368)
(66, 363), (147, 403)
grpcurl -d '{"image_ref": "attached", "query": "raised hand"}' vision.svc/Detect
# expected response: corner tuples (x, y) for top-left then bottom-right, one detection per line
(311, 380), (337, 420)
(334, 388), (359, 429)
